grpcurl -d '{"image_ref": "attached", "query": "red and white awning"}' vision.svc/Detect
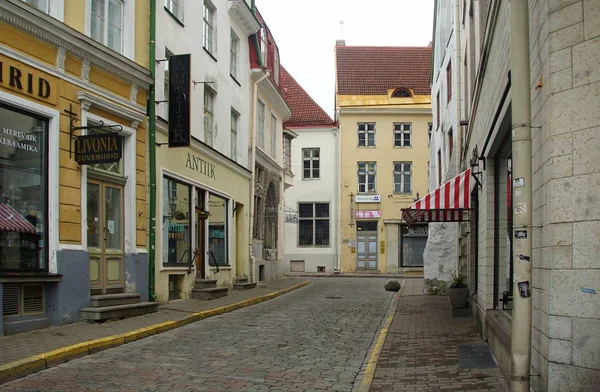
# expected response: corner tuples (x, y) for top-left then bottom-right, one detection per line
(402, 168), (472, 224)
(0, 203), (37, 234)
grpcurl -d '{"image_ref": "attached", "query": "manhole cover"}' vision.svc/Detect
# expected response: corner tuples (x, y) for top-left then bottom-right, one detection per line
(457, 344), (497, 369)
(325, 296), (343, 299)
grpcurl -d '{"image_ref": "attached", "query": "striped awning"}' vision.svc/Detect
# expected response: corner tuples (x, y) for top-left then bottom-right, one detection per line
(402, 168), (472, 224)
(0, 203), (37, 234)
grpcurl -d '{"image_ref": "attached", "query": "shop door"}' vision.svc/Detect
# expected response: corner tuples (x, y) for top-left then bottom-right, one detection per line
(87, 180), (124, 294)
(356, 232), (378, 270)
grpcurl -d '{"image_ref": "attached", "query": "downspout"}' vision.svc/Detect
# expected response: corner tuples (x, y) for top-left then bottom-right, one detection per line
(334, 123), (341, 272)
(148, 0), (157, 302)
(509, 1), (532, 391)
(248, 71), (270, 283)
(455, 0), (463, 276)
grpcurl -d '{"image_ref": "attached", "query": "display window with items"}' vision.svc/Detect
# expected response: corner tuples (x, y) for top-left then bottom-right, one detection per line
(162, 177), (191, 266)
(0, 103), (48, 272)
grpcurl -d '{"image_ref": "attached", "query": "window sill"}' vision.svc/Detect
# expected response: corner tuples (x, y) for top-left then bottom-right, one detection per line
(485, 309), (512, 347)
(297, 245), (332, 248)
(357, 146), (377, 148)
(230, 75), (241, 86)
(209, 265), (231, 271)
(164, 7), (185, 27)
(160, 264), (192, 272)
(393, 146), (413, 149)
(0, 272), (62, 283)
(203, 47), (217, 62)
(302, 177), (321, 181)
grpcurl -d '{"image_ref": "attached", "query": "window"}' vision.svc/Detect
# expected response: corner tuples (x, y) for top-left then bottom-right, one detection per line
(392, 88), (412, 98)
(270, 114), (277, 157)
(259, 26), (268, 67)
(230, 31), (239, 79)
(302, 148), (320, 179)
(394, 123), (412, 147)
(298, 203), (330, 246)
(357, 123), (375, 147)
(24, 0), (49, 13)
(448, 128), (454, 158)
(203, 1), (215, 54)
(208, 193), (228, 266)
(394, 162), (412, 193)
(162, 177), (191, 265)
(0, 104), (48, 272)
(90, 0), (124, 53)
(164, 0), (183, 22)
(164, 48), (173, 120)
(204, 87), (215, 147)
(283, 136), (292, 172)
(447, 60), (452, 103)
(230, 109), (239, 161)
(357, 162), (377, 193)
(436, 93), (440, 128)
(428, 123), (433, 146)
(257, 100), (265, 148)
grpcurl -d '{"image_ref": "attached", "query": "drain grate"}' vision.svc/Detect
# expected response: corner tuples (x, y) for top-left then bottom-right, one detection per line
(457, 344), (498, 369)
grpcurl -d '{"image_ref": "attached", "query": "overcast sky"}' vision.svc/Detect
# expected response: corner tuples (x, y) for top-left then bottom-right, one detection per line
(255, 0), (435, 119)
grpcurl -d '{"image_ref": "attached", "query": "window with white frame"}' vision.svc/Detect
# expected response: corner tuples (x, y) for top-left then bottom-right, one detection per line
(302, 148), (320, 179)
(394, 123), (412, 147)
(203, 1), (215, 55)
(357, 123), (375, 147)
(90, 0), (124, 53)
(257, 100), (265, 148)
(394, 162), (412, 193)
(23, 0), (49, 13)
(204, 86), (215, 147)
(428, 122), (433, 146)
(283, 136), (292, 172)
(164, 0), (183, 22)
(298, 203), (330, 246)
(230, 31), (239, 79)
(357, 162), (377, 193)
(231, 109), (239, 161)
(270, 114), (277, 157)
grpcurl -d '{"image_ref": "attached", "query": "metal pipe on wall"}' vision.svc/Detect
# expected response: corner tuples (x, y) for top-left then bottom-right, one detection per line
(148, 0), (157, 302)
(509, 1), (532, 390)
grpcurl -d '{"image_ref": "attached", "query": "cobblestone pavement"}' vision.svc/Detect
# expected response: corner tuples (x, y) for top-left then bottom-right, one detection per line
(1, 278), (395, 392)
(370, 294), (510, 392)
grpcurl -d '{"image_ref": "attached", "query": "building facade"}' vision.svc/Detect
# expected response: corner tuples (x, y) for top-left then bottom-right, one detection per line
(280, 66), (339, 274)
(248, 10), (293, 282)
(335, 43), (432, 274)
(0, 0), (151, 334)
(152, 0), (258, 301)
(429, 0), (600, 390)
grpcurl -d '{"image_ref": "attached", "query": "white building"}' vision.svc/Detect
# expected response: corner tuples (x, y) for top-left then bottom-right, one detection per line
(280, 67), (339, 274)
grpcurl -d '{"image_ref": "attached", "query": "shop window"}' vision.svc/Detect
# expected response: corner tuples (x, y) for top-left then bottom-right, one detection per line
(208, 193), (228, 265)
(0, 104), (48, 272)
(162, 177), (191, 265)
(400, 225), (428, 267)
(494, 139), (513, 311)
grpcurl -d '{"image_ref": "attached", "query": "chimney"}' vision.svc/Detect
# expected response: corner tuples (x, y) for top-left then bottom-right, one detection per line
(336, 39), (346, 46)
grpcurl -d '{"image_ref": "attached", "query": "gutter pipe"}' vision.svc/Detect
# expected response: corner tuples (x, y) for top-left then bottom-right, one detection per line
(148, 0), (157, 302)
(509, 1), (532, 390)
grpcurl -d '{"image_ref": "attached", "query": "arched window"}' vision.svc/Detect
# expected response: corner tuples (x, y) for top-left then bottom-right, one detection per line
(392, 88), (412, 98)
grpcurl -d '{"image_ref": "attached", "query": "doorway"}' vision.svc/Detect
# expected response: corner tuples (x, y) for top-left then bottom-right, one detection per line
(195, 190), (206, 278)
(87, 180), (124, 294)
(356, 220), (378, 270)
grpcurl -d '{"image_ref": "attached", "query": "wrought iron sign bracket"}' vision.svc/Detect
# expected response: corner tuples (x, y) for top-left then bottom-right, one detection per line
(65, 103), (124, 159)
(469, 144), (485, 190)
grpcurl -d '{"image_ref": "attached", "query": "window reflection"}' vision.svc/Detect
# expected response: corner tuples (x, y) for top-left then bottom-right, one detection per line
(208, 193), (227, 265)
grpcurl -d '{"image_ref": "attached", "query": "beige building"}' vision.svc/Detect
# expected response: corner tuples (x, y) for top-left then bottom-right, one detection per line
(335, 43), (432, 274)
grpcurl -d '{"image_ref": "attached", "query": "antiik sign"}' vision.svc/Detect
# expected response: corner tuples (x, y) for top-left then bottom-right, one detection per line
(168, 54), (191, 147)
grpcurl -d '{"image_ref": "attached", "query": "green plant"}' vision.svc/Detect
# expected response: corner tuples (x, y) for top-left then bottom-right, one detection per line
(450, 270), (467, 288)
(424, 278), (449, 295)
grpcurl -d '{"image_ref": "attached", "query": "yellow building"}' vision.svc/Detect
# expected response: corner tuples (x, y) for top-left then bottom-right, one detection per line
(335, 43), (432, 274)
(0, 0), (152, 335)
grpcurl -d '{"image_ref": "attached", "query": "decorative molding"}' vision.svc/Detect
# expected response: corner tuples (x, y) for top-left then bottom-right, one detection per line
(56, 46), (66, 72)
(228, 0), (261, 37)
(81, 59), (91, 82)
(78, 91), (146, 129)
(252, 69), (291, 121)
(338, 106), (432, 115)
(130, 83), (138, 103)
(0, 0), (151, 89)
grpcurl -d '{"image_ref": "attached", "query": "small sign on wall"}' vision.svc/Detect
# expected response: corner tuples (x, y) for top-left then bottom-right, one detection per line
(380, 240), (385, 254)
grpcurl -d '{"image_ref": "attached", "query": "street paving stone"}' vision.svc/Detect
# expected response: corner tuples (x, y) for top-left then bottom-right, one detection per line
(0, 278), (394, 392)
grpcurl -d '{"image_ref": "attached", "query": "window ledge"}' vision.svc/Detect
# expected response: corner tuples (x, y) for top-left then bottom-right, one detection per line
(160, 265), (193, 272)
(164, 7), (185, 27)
(0, 272), (62, 283)
(209, 266), (231, 271)
(203, 47), (218, 62)
(485, 309), (512, 347)
(297, 245), (332, 248)
(394, 146), (413, 149)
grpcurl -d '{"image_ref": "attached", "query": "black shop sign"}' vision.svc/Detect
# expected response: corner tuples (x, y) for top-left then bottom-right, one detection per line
(168, 54), (191, 147)
(75, 133), (122, 165)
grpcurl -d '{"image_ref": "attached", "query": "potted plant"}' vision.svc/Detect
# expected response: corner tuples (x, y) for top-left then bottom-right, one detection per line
(448, 271), (469, 308)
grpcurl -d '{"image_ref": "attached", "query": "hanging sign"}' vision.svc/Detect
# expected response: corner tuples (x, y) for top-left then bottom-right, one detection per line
(355, 194), (381, 203)
(74, 133), (122, 164)
(355, 210), (381, 219)
(168, 53), (191, 147)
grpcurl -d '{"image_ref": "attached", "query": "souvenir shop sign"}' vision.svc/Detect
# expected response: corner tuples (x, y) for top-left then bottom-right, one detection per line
(75, 133), (122, 165)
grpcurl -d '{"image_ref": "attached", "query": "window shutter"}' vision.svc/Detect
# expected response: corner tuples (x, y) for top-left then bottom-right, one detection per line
(2, 285), (20, 316)
(23, 285), (44, 314)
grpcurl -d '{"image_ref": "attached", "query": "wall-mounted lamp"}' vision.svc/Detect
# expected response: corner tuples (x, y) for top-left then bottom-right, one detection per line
(413, 192), (420, 202)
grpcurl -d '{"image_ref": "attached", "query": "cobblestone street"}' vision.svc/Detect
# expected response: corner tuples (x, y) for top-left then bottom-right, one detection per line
(0, 279), (394, 392)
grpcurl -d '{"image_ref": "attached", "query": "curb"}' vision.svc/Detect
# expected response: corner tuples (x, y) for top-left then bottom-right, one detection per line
(0, 280), (311, 385)
(284, 273), (423, 279)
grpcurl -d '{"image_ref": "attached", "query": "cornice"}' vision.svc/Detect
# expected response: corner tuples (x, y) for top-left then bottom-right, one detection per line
(78, 91), (146, 129)
(1, 0), (152, 89)
(228, 0), (260, 37)
(256, 147), (283, 177)
(338, 106), (432, 115)
(251, 69), (291, 121)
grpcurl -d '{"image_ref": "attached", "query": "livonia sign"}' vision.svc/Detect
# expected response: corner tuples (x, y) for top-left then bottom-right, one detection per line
(75, 133), (122, 165)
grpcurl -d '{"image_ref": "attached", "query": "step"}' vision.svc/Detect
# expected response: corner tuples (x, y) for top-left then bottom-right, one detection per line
(90, 293), (140, 308)
(235, 277), (249, 283)
(80, 302), (158, 322)
(234, 282), (257, 291)
(192, 287), (228, 300)
(194, 279), (218, 289)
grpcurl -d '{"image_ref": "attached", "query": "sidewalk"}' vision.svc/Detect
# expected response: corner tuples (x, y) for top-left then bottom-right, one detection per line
(0, 278), (308, 383)
(369, 280), (509, 391)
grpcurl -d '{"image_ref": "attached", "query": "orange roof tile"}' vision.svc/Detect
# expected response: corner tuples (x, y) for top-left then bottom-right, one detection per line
(336, 46), (432, 96)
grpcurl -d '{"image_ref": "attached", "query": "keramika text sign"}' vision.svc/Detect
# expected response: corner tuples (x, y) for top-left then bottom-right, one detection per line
(75, 134), (122, 165)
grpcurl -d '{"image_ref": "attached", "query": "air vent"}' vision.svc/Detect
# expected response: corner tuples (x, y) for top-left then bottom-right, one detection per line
(290, 260), (305, 272)
(23, 285), (44, 314)
(2, 285), (20, 316)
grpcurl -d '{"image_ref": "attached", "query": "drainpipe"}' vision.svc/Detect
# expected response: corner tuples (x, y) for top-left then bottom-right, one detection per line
(334, 123), (341, 272)
(148, 0), (157, 302)
(248, 71), (270, 283)
(455, 0), (463, 276)
(509, 1), (532, 390)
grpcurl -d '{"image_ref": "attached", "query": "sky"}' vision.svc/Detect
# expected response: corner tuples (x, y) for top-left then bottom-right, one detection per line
(255, 0), (435, 119)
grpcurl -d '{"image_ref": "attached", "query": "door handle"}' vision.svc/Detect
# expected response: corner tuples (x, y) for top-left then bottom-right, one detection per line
(103, 227), (110, 242)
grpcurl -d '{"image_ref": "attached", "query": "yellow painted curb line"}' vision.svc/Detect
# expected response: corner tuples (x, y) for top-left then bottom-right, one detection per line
(0, 280), (310, 385)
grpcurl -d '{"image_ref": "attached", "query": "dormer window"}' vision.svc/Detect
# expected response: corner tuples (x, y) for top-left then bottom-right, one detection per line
(392, 88), (412, 98)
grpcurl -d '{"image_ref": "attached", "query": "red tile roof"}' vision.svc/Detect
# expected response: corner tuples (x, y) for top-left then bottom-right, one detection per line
(336, 46), (432, 96)
(280, 66), (335, 128)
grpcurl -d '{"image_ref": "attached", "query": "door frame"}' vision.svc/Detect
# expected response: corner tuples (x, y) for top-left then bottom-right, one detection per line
(356, 230), (378, 270)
